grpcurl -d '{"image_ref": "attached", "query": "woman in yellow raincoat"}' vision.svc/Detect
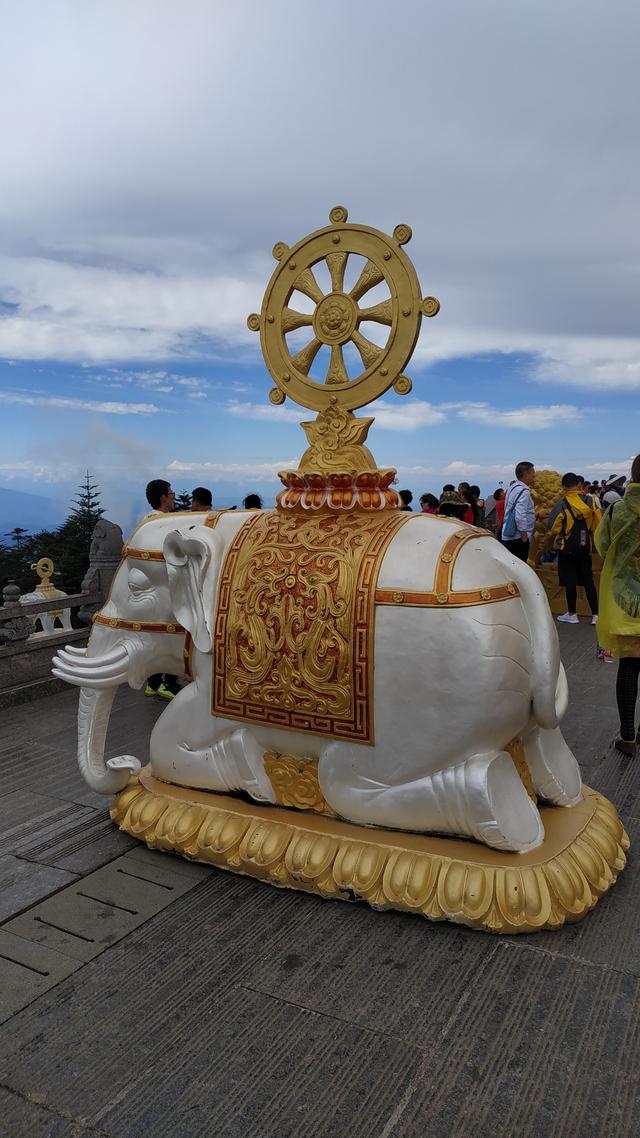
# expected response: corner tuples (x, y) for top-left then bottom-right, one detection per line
(595, 455), (640, 754)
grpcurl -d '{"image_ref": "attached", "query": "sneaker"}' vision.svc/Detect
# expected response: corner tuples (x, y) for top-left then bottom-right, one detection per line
(592, 615), (598, 625)
(156, 683), (175, 702)
(144, 684), (158, 698)
(596, 647), (605, 661)
(604, 650), (615, 664)
(557, 613), (579, 624)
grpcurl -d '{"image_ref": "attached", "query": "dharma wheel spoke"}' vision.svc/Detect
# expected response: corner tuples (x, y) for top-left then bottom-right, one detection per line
(292, 337), (323, 375)
(351, 329), (383, 370)
(326, 344), (349, 385)
(292, 267), (324, 305)
(325, 251), (348, 293)
(350, 259), (385, 303)
(357, 298), (393, 327)
(281, 307), (314, 334)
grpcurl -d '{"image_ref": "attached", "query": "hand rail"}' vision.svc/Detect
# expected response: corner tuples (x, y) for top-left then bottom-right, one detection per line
(0, 591), (97, 622)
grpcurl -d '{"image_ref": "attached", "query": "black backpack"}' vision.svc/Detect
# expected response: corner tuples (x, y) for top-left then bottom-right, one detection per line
(560, 500), (591, 555)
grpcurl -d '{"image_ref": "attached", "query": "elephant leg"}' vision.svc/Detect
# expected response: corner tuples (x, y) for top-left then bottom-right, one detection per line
(318, 744), (544, 853)
(176, 727), (276, 804)
(521, 724), (582, 806)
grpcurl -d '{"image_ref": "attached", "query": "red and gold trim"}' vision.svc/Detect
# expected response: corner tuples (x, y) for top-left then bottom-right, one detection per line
(377, 527), (520, 609)
(375, 582), (519, 608)
(92, 614), (186, 635)
(123, 548), (165, 561)
(183, 632), (194, 682)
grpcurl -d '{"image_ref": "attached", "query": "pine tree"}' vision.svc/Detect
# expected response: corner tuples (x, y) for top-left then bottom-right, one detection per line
(67, 472), (105, 545)
(54, 473), (106, 593)
(4, 527), (29, 549)
(174, 489), (192, 510)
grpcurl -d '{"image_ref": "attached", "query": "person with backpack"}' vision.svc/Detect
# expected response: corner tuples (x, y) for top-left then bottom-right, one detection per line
(547, 472), (601, 626)
(594, 456), (640, 753)
(501, 462), (536, 560)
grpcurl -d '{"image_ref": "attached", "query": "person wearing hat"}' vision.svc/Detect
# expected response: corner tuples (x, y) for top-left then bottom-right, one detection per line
(438, 490), (467, 521)
(602, 477), (626, 510)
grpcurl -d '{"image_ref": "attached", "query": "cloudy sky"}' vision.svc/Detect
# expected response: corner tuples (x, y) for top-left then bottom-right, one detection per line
(1, 0), (639, 529)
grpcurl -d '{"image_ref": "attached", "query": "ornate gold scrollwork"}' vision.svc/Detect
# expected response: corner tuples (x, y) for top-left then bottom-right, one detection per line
(263, 752), (336, 816)
(213, 510), (411, 741)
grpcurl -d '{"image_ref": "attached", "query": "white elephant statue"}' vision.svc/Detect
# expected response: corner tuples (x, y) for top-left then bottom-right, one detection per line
(53, 508), (582, 854)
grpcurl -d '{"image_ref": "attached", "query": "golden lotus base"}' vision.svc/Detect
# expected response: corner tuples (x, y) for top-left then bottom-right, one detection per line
(110, 769), (629, 935)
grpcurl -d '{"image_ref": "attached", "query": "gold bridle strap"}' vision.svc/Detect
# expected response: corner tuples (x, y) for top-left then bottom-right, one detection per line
(183, 632), (194, 681)
(123, 510), (223, 560)
(376, 527), (520, 608)
(92, 614), (186, 635)
(124, 548), (165, 561)
(375, 582), (519, 608)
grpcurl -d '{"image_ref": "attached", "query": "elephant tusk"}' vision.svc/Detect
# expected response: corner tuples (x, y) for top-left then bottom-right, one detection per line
(53, 660), (129, 682)
(52, 668), (129, 689)
(63, 645), (88, 656)
(57, 645), (128, 668)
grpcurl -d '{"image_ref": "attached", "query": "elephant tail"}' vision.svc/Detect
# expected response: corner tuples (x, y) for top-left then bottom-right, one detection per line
(492, 545), (563, 730)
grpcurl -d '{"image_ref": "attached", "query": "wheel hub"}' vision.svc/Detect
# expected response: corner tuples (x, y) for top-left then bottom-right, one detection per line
(313, 292), (357, 345)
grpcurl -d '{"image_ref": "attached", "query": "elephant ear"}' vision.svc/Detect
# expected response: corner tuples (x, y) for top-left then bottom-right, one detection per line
(163, 525), (223, 653)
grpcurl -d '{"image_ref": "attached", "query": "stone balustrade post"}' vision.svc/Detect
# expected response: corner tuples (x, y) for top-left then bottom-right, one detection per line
(0, 581), (33, 643)
(78, 518), (124, 625)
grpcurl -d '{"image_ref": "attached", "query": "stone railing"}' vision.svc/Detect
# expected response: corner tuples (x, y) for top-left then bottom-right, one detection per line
(0, 518), (123, 708)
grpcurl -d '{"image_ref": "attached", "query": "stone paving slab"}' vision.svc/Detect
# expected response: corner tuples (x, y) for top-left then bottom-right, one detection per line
(0, 854), (77, 923)
(121, 842), (213, 881)
(0, 1086), (106, 1138)
(381, 940), (640, 1138)
(0, 740), (66, 797)
(242, 894), (496, 1046)
(0, 875), (428, 1138)
(590, 744), (640, 821)
(0, 789), (135, 875)
(4, 853), (201, 964)
(0, 929), (81, 1025)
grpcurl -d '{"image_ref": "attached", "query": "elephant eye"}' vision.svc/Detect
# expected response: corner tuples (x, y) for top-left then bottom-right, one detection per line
(128, 568), (152, 593)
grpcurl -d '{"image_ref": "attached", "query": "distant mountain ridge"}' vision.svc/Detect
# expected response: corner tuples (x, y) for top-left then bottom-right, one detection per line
(0, 486), (68, 540)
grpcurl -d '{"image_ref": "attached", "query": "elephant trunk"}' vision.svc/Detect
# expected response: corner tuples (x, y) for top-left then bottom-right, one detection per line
(77, 686), (141, 795)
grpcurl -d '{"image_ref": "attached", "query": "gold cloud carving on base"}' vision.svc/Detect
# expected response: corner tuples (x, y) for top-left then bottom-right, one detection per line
(110, 769), (629, 935)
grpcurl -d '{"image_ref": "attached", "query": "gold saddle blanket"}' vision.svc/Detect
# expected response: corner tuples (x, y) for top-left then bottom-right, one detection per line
(212, 510), (410, 743)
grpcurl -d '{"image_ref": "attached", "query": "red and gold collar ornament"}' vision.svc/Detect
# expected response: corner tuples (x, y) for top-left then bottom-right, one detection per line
(92, 613), (185, 635)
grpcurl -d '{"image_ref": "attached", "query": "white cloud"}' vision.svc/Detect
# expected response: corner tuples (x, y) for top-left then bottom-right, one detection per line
(0, 391), (161, 414)
(223, 397), (447, 431)
(167, 458), (299, 481)
(175, 376), (208, 389)
(0, 459), (76, 482)
(368, 400), (446, 431)
(225, 400), (306, 424)
(456, 403), (582, 429)
(0, 256), (261, 362)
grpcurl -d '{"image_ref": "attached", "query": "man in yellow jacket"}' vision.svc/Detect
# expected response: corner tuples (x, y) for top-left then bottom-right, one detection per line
(547, 472), (601, 625)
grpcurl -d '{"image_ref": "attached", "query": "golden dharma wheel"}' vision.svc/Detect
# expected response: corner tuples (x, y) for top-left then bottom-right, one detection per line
(247, 207), (439, 413)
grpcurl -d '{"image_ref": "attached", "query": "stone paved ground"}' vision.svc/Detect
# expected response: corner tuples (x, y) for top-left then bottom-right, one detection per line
(0, 623), (638, 1138)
